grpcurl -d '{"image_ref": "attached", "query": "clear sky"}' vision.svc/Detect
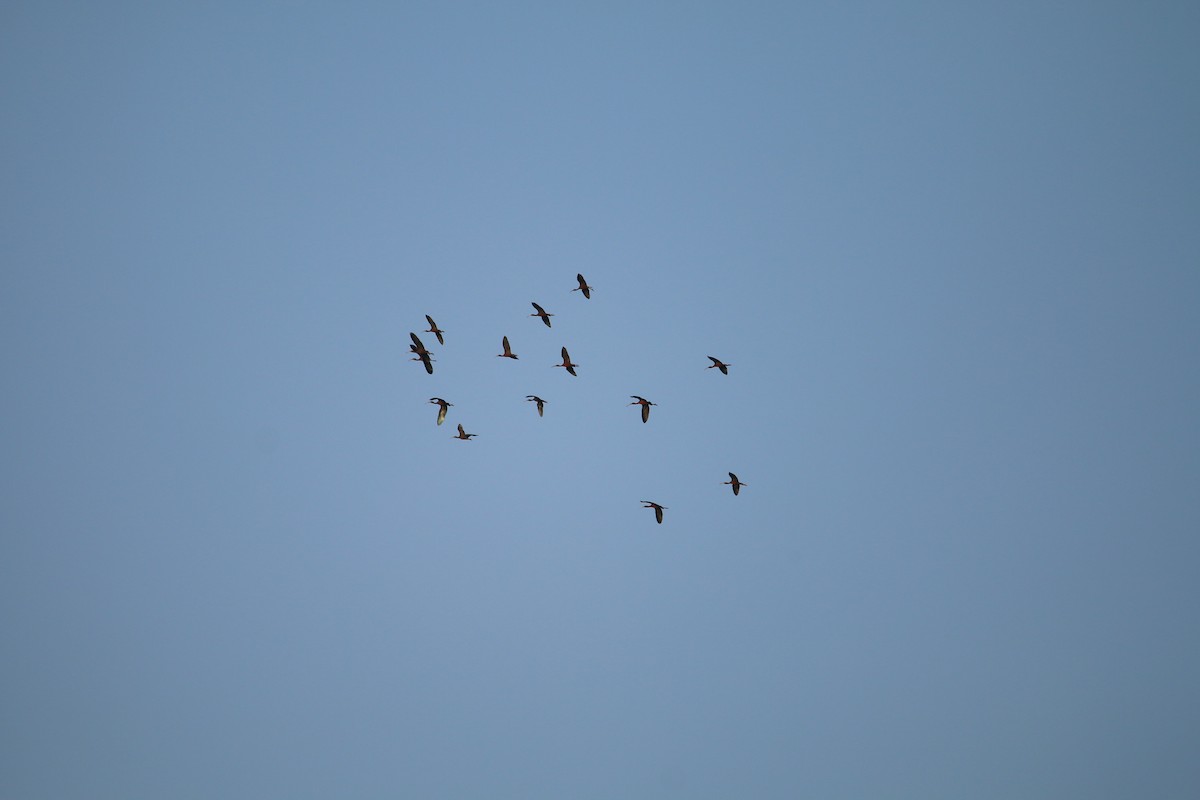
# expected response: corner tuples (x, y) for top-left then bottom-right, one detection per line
(2, 2), (1198, 798)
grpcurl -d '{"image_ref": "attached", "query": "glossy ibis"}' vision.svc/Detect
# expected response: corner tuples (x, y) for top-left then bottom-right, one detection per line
(453, 423), (477, 440)
(429, 397), (452, 425)
(629, 395), (656, 423)
(555, 346), (578, 376)
(497, 336), (518, 360)
(721, 472), (746, 496)
(706, 356), (730, 375)
(408, 338), (434, 374)
(525, 395), (546, 417)
(425, 315), (445, 345)
(641, 501), (667, 524)
(530, 302), (554, 328)
(571, 273), (592, 299)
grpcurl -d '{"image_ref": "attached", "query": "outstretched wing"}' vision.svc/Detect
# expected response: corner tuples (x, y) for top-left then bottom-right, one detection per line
(426, 316), (444, 344)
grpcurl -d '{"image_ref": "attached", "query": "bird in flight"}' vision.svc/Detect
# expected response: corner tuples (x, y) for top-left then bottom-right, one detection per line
(429, 397), (452, 425)
(409, 333), (434, 374)
(453, 423), (477, 440)
(425, 315), (445, 345)
(497, 335), (518, 360)
(706, 356), (731, 375)
(641, 500), (667, 524)
(572, 273), (593, 299)
(526, 395), (546, 417)
(629, 395), (657, 423)
(409, 346), (434, 374)
(555, 346), (578, 376)
(721, 472), (746, 496)
(530, 302), (554, 328)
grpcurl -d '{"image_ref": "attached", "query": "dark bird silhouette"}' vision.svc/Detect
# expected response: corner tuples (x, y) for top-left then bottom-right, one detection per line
(721, 472), (747, 496)
(554, 346), (578, 376)
(629, 395), (657, 423)
(571, 273), (592, 299)
(429, 397), (452, 425)
(641, 500), (667, 524)
(497, 335), (518, 359)
(453, 423), (477, 440)
(706, 356), (731, 375)
(530, 302), (554, 328)
(409, 340), (434, 374)
(410, 353), (434, 374)
(526, 395), (546, 417)
(425, 315), (445, 345)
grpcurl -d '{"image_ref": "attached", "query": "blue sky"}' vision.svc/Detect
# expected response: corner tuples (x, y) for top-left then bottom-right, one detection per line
(3, 2), (1199, 797)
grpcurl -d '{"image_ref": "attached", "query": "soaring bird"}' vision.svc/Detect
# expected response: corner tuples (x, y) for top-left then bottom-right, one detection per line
(408, 335), (434, 374)
(453, 423), (477, 440)
(410, 351), (434, 374)
(721, 472), (747, 496)
(497, 335), (518, 359)
(526, 395), (546, 417)
(571, 273), (592, 299)
(641, 500), (667, 524)
(530, 302), (554, 328)
(629, 395), (657, 423)
(706, 356), (731, 375)
(425, 315), (445, 345)
(555, 346), (578, 376)
(429, 397), (452, 425)
(410, 352), (434, 374)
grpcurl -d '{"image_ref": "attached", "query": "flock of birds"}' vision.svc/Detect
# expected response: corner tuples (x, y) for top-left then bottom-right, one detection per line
(408, 273), (745, 525)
